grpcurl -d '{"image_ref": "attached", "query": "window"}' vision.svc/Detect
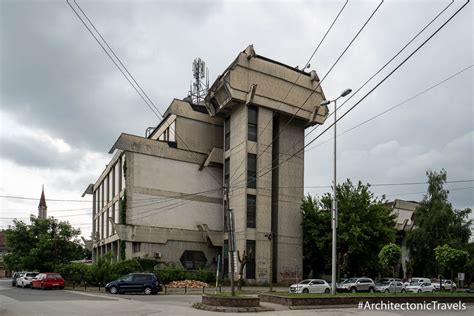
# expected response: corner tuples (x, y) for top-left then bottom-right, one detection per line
(100, 183), (104, 209)
(106, 208), (110, 237)
(121, 155), (126, 190)
(114, 162), (120, 196)
(247, 154), (256, 188)
(248, 106), (258, 141)
(224, 158), (230, 189)
(224, 117), (230, 151)
(247, 195), (256, 228)
(180, 250), (207, 270)
(114, 202), (119, 224)
(246, 240), (256, 279)
(132, 242), (141, 253)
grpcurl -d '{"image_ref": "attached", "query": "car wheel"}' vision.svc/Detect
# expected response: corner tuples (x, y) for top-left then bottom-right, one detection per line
(144, 287), (152, 295)
(384, 289), (390, 293)
(351, 287), (357, 293)
(41, 283), (45, 291)
(441, 287), (445, 291)
(432, 290), (435, 293)
(302, 288), (309, 294)
(324, 288), (330, 294)
(369, 287), (374, 293)
(417, 289), (421, 293)
(109, 286), (118, 294)
(401, 289), (406, 293)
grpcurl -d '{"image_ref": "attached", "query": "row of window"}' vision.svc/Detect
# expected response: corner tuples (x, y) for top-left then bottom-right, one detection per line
(94, 155), (126, 213)
(157, 120), (176, 142)
(95, 202), (120, 240)
(224, 105), (258, 151)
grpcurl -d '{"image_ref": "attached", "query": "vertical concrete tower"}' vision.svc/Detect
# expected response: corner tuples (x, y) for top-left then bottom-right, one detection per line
(38, 185), (47, 219)
(205, 45), (329, 284)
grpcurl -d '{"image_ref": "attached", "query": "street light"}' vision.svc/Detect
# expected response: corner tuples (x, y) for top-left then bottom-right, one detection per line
(320, 88), (352, 295)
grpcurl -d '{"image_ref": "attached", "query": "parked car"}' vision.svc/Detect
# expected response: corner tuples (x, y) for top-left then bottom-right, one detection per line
(339, 278), (376, 293)
(406, 282), (435, 293)
(31, 273), (65, 290)
(375, 280), (406, 293)
(289, 279), (331, 294)
(433, 280), (457, 291)
(105, 273), (162, 295)
(11, 272), (26, 287)
(16, 272), (39, 288)
(405, 277), (431, 286)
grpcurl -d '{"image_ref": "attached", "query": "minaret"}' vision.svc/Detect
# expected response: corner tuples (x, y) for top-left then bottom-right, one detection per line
(38, 185), (47, 219)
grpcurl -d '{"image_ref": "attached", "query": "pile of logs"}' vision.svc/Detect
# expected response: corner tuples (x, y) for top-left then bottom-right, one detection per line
(166, 280), (209, 288)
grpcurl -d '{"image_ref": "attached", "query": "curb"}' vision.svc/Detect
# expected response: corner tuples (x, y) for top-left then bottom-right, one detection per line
(193, 303), (274, 313)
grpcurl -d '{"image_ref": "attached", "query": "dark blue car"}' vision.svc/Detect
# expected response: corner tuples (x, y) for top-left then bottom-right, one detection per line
(105, 273), (162, 295)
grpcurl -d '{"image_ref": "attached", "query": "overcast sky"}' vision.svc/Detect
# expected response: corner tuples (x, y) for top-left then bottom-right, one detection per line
(1, 0), (472, 239)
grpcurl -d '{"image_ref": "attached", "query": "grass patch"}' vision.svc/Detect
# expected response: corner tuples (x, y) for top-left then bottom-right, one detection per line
(271, 292), (474, 298)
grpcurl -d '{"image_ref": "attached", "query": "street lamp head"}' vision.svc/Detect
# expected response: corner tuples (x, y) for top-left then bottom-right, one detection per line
(320, 100), (331, 106)
(340, 88), (352, 98)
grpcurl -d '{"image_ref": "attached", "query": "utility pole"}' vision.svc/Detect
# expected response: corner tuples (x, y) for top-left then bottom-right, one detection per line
(265, 232), (273, 292)
(224, 185), (236, 296)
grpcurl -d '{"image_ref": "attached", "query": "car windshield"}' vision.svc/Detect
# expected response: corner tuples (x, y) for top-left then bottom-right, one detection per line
(298, 280), (311, 285)
(376, 281), (390, 286)
(409, 281), (420, 286)
(119, 275), (133, 282)
(48, 274), (62, 278)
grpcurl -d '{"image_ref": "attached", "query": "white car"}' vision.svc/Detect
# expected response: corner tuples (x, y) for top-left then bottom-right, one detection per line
(406, 282), (435, 293)
(433, 280), (457, 291)
(16, 272), (39, 288)
(375, 280), (406, 293)
(289, 279), (331, 294)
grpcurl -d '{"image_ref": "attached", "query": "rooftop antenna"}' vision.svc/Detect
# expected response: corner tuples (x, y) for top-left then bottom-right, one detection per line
(188, 58), (209, 105)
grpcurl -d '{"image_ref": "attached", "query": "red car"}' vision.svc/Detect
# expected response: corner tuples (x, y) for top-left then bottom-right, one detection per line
(31, 273), (65, 290)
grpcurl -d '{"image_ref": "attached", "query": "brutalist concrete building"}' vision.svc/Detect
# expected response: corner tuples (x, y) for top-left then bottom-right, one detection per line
(85, 46), (328, 284)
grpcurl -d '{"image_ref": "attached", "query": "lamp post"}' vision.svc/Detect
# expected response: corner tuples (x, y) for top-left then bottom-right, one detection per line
(320, 88), (352, 295)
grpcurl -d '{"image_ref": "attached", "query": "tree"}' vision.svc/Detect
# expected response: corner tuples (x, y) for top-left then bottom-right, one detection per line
(434, 244), (469, 286)
(4, 216), (84, 272)
(406, 170), (472, 277)
(379, 243), (401, 278)
(237, 249), (252, 291)
(302, 179), (397, 278)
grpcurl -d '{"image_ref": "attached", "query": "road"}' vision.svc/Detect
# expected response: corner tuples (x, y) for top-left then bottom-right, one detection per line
(0, 279), (472, 316)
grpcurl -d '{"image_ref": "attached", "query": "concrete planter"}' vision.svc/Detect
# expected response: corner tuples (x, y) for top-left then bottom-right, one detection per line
(202, 294), (260, 307)
(259, 294), (474, 306)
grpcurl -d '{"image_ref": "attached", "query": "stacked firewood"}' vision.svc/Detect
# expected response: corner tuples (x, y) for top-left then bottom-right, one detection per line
(165, 280), (209, 288)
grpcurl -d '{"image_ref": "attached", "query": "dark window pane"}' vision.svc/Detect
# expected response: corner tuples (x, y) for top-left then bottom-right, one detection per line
(224, 158), (230, 189)
(246, 240), (256, 279)
(248, 106), (258, 141)
(225, 117), (230, 151)
(247, 154), (256, 188)
(180, 250), (207, 270)
(247, 195), (256, 228)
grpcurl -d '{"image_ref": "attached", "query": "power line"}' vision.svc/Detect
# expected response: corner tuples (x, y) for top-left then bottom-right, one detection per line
(233, 0), (470, 188)
(227, 0), (349, 183)
(229, 0), (384, 185)
(306, 64), (473, 152)
(305, 0), (455, 140)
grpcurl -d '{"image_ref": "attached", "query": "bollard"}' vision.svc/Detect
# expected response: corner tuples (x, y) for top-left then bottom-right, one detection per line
(219, 285), (222, 293)
(185, 286), (187, 294)
(72, 281), (75, 290)
(202, 286), (205, 294)
(98, 282), (101, 292)
(164, 286), (167, 295)
(84, 281), (87, 292)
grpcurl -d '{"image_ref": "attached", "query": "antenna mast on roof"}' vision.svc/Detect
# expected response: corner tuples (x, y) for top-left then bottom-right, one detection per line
(188, 58), (209, 105)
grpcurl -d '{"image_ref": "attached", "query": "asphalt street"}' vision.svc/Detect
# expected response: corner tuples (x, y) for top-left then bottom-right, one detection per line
(0, 279), (472, 316)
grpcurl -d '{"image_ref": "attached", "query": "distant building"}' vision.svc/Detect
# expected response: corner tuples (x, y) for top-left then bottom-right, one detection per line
(38, 185), (47, 219)
(385, 199), (419, 279)
(84, 46), (329, 284)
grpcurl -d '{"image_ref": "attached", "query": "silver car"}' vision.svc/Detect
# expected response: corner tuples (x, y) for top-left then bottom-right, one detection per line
(16, 272), (39, 288)
(289, 279), (331, 294)
(340, 278), (376, 293)
(375, 280), (406, 293)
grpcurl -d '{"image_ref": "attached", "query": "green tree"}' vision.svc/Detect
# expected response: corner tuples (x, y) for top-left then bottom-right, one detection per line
(406, 170), (472, 277)
(434, 244), (469, 285)
(302, 179), (396, 278)
(379, 243), (401, 278)
(4, 216), (84, 272)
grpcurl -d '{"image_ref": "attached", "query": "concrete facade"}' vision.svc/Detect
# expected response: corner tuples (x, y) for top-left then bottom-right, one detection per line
(86, 46), (330, 284)
(87, 99), (224, 269)
(206, 45), (328, 284)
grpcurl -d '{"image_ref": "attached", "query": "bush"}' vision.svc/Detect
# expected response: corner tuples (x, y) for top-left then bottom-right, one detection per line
(154, 263), (215, 284)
